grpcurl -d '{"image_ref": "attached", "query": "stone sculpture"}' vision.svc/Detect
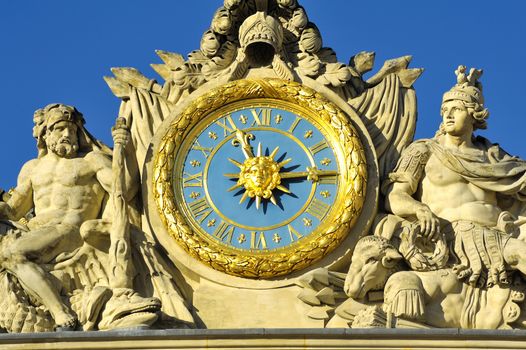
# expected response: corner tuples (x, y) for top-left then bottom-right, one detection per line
(297, 66), (526, 330)
(0, 104), (194, 332)
(2, 0), (524, 334)
(342, 236), (526, 329)
(104, 0), (421, 183)
(384, 67), (526, 285)
(100, 0), (422, 328)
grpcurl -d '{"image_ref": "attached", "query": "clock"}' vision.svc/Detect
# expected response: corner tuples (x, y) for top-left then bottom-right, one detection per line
(154, 79), (367, 278)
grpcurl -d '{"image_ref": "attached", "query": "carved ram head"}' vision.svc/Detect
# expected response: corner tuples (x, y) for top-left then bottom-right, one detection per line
(344, 236), (403, 299)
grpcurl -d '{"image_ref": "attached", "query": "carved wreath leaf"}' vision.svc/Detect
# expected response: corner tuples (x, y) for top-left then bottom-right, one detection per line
(187, 50), (208, 65)
(172, 63), (206, 90)
(316, 63), (352, 87)
(297, 52), (321, 77)
(202, 42), (238, 80)
(316, 48), (337, 64)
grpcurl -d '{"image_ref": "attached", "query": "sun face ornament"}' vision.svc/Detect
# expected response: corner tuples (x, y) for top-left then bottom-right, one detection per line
(226, 132), (291, 208)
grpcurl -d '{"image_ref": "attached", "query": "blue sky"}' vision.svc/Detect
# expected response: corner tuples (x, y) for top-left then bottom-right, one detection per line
(0, 0), (525, 189)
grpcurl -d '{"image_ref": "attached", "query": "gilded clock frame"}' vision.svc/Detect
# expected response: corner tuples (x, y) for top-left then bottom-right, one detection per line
(153, 78), (367, 278)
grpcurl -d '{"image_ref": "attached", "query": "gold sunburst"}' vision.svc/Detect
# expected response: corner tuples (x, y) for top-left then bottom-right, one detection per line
(225, 143), (291, 209)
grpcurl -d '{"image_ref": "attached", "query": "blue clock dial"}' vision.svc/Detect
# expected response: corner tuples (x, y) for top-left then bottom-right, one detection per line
(177, 103), (340, 252)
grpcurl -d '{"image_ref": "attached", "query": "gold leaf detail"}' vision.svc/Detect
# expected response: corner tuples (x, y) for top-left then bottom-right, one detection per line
(153, 78), (367, 279)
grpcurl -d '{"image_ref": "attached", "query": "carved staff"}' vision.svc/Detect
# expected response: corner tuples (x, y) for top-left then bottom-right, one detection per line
(108, 117), (134, 289)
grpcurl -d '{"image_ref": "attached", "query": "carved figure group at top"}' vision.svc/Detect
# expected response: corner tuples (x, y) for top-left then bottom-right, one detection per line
(105, 0), (422, 182)
(298, 67), (526, 330)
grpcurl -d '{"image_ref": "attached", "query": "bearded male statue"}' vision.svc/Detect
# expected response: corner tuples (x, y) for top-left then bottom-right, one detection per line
(0, 104), (137, 329)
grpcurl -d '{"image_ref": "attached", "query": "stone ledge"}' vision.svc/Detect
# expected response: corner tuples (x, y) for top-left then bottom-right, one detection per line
(1, 328), (526, 349)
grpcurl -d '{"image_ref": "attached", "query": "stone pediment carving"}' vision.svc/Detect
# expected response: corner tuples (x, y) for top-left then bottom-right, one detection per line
(105, 0), (423, 183)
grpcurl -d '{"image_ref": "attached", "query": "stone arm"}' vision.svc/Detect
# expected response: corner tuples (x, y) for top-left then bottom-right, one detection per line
(110, 121), (138, 204)
(88, 152), (112, 192)
(385, 182), (429, 218)
(88, 126), (137, 218)
(385, 181), (440, 241)
(383, 142), (440, 240)
(0, 160), (36, 221)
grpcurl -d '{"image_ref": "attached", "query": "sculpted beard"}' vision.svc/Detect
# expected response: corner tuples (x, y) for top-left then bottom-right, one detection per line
(48, 137), (78, 158)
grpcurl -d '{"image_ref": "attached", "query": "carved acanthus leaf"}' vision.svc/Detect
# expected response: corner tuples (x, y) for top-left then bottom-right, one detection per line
(110, 67), (162, 94)
(397, 68), (425, 88)
(316, 63), (352, 87)
(366, 56), (412, 86)
(296, 52), (321, 77)
(155, 50), (185, 69)
(272, 55), (295, 81)
(299, 23), (322, 54)
(202, 42), (239, 80)
(316, 48), (337, 64)
(226, 56), (250, 81)
(350, 51), (375, 76)
(172, 63), (206, 91)
(103, 76), (131, 99)
(150, 64), (172, 81)
(187, 50), (209, 66)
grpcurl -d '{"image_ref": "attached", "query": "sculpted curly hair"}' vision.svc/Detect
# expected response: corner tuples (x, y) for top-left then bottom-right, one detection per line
(463, 101), (489, 130)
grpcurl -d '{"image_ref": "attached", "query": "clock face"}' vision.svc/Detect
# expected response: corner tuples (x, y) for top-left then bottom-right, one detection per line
(177, 100), (339, 252)
(154, 79), (367, 278)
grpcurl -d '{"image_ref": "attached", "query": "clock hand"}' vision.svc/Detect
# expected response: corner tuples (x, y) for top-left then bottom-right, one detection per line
(224, 169), (335, 180)
(280, 167), (338, 184)
(231, 129), (255, 159)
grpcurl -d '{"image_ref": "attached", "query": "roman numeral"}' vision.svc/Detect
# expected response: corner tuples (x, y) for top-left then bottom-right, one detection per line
(288, 116), (301, 133)
(183, 172), (203, 188)
(188, 198), (212, 224)
(250, 231), (268, 250)
(213, 221), (235, 244)
(306, 198), (330, 220)
(250, 108), (272, 126)
(216, 114), (237, 137)
(192, 140), (213, 158)
(287, 225), (303, 242)
(309, 140), (329, 155)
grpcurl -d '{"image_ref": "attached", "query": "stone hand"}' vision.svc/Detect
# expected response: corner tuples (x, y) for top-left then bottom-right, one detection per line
(112, 117), (130, 148)
(415, 205), (440, 241)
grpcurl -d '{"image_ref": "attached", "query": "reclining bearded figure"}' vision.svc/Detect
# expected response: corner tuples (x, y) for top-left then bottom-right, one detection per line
(0, 104), (194, 332)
